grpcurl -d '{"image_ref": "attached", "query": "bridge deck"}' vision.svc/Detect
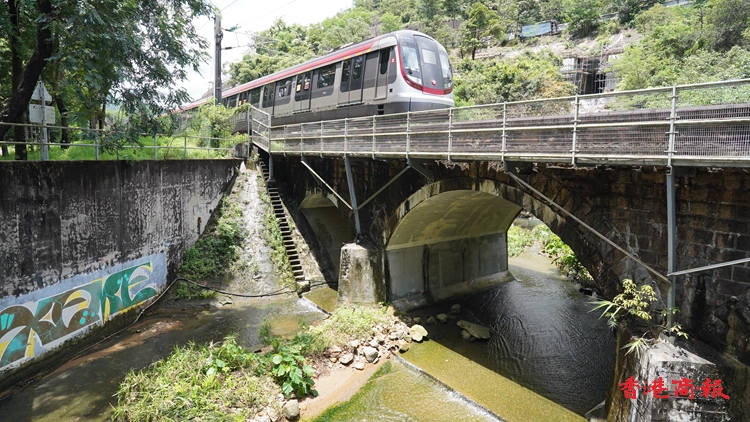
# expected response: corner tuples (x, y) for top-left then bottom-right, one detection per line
(247, 79), (750, 168)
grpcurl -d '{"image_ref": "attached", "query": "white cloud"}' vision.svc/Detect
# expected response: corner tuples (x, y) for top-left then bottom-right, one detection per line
(183, 0), (354, 101)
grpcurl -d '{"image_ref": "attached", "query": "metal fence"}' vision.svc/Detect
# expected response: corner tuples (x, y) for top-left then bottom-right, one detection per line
(260, 79), (750, 168)
(0, 121), (242, 161)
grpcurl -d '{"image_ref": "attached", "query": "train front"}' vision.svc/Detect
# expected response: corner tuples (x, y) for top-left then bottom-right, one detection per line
(393, 31), (454, 112)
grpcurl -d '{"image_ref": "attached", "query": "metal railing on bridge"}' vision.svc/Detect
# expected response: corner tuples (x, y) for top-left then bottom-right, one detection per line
(0, 122), (241, 161)
(250, 79), (750, 168)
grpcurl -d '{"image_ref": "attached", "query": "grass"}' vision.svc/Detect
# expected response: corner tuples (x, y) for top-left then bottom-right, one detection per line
(112, 337), (280, 421)
(177, 196), (245, 299)
(112, 305), (400, 420)
(306, 305), (393, 354)
(0, 134), (240, 161)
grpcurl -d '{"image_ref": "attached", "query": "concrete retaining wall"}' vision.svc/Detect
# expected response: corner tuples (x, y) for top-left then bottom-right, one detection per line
(0, 160), (240, 377)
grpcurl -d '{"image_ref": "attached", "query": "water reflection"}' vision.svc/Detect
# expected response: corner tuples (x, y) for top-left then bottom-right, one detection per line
(410, 249), (615, 415)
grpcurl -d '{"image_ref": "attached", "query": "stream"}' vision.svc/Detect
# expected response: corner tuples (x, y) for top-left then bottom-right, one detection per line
(0, 239), (614, 421)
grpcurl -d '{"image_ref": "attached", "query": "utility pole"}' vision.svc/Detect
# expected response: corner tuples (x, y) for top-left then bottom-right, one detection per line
(214, 15), (223, 105)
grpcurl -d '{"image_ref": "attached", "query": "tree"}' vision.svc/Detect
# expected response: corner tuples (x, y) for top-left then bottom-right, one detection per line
(379, 12), (403, 34)
(0, 0), (213, 156)
(706, 0), (750, 51)
(1, 0), (55, 160)
(418, 0), (442, 22)
(564, 0), (602, 37)
(453, 51), (575, 105)
(604, 0), (658, 24)
(189, 104), (234, 147)
(460, 2), (502, 60)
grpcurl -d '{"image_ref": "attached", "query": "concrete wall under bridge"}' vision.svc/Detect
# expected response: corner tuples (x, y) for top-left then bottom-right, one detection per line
(0, 160), (240, 387)
(385, 187), (520, 308)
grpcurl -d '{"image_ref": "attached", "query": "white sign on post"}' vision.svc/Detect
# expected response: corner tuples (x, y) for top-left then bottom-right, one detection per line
(32, 82), (53, 103)
(30, 81), (53, 160)
(28, 104), (56, 124)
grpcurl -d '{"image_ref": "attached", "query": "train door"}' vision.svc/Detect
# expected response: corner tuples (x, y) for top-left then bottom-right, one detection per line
(349, 55), (364, 104)
(361, 51), (379, 104)
(375, 48), (392, 100)
(338, 56), (365, 106)
(262, 82), (275, 114)
(294, 71), (312, 113)
(338, 60), (351, 105)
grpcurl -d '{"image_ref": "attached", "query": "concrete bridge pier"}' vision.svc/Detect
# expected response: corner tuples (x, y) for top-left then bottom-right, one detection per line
(338, 243), (385, 304)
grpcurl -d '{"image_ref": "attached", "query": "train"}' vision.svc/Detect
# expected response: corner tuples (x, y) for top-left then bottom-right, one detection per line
(179, 30), (454, 127)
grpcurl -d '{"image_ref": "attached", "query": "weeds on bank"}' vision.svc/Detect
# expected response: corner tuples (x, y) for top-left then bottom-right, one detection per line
(0, 136), (235, 161)
(113, 305), (399, 420)
(509, 223), (593, 286)
(112, 336), (278, 421)
(591, 279), (687, 357)
(507, 225), (535, 257)
(112, 332), (320, 421)
(177, 196), (244, 298)
(534, 225), (593, 286)
(306, 306), (393, 354)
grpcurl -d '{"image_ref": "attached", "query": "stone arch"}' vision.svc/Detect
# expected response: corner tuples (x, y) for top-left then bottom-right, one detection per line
(382, 179), (522, 306)
(381, 177), (618, 305)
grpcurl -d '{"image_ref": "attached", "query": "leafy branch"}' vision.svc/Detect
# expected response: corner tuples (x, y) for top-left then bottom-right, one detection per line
(591, 278), (687, 356)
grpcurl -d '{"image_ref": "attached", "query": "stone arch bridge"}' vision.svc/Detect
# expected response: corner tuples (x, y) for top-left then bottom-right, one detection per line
(249, 80), (750, 372)
(267, 154), (750, 365)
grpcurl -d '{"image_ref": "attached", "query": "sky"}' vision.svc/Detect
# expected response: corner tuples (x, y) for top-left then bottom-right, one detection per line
(184, 0), (354, 101)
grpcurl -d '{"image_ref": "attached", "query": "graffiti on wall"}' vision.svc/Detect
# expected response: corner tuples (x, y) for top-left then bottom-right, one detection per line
(0, 258), (163, 370)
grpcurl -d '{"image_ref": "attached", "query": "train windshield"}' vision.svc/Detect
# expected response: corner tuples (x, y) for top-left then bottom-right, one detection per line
(401, 44), (422, 85)
(400, 34), (450, 92)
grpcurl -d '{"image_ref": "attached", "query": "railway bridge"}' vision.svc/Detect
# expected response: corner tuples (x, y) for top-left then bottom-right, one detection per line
(248, 80), (750, 417)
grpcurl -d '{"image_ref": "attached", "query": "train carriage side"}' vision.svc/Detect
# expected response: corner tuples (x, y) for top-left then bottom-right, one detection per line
(200, 30), (454, 130)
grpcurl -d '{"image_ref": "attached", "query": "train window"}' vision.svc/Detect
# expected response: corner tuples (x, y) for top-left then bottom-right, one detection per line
(379, 50), (390, 75)
(317, 64), (335, 88)
(250, 89), (260, 106)
(352, 56), (363, 80)
(341, 61), (351, 83)
(277, 79), (292, 98)
(401, 45), (420, 75)
(421, 48), (437, 65)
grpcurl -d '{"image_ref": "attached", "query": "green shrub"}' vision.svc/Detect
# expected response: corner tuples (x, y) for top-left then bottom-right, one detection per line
(591, 279), (687, 356)
(507, 224), (535, 257)
(177, 196), (244, 298)
(270, 344), (317, 398)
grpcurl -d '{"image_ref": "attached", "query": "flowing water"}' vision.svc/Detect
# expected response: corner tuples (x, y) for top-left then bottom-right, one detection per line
(407, 247), (616, 417)
(310, 360), (499, 422)
(0, 224), (614, 421)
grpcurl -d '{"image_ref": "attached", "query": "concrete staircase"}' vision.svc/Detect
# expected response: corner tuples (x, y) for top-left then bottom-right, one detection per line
(259, 160), (305, 284)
